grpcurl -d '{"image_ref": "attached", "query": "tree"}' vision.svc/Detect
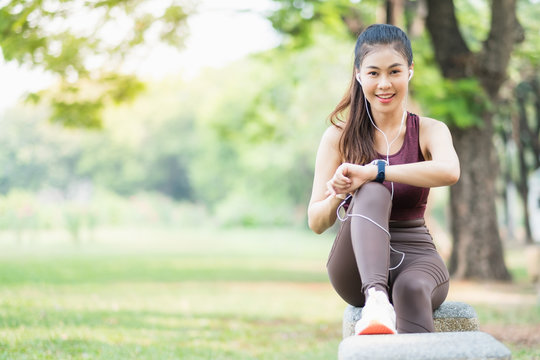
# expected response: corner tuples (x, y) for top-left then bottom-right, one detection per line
(267, 0), (534, 280)
(495, 0), (540, 245)
(423, 0), (523, 279)
(0, 0), (191, 128)
(496, 75), (540, 245)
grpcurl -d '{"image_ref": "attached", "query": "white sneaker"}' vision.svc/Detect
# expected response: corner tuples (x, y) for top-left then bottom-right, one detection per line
(355, 287), (397, 335)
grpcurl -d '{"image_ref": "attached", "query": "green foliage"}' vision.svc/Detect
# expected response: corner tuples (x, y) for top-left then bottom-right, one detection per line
(453, 0), (490, 53)
(187, 34), (353, 226)
(416, 77), (490, 128)
(268, 0), (378, 47)
(493, 0), (540, 202)
(0, 0), (191, 127)
(4, 0), (536, 228)
(513, 0), (540, 69)
(51, 99), (105, 128)
(0, 188), (209, 242)
(412, 35), (491, 128)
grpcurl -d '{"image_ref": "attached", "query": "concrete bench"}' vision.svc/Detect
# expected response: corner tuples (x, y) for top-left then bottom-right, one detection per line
(338, 331), (511, 360)
(343, 301), (479, 338)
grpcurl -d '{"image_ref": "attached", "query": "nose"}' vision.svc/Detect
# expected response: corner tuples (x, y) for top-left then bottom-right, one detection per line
(377, 75), (391, 89)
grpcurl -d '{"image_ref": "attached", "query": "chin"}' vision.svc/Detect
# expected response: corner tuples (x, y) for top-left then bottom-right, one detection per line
(371, 99), (404, 113)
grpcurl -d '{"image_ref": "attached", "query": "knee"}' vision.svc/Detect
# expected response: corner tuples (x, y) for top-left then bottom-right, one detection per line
(351, 183), (391, 213)
(392, 278), (431, 306)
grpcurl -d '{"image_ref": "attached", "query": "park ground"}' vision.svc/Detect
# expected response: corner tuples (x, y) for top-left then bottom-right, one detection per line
(0, 227), (538, 359)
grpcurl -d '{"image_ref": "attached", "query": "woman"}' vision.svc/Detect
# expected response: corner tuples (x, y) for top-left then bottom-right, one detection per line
(307, 24), (460, 335)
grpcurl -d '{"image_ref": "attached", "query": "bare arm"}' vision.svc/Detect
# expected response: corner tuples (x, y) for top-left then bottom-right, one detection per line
(385, 117), (460, 187)
(327, 118), (460, 195)
(309, 118), (459, 234)
(307, 126), (346, 234)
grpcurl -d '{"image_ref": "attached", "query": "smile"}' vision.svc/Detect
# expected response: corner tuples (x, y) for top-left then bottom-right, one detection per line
(376, 94), (395, 103)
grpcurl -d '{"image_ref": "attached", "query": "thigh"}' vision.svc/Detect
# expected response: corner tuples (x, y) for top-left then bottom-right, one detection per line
(389, 248), (450, 310)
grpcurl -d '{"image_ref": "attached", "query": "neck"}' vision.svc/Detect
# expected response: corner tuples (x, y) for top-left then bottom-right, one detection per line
(371, 107), (407, 131)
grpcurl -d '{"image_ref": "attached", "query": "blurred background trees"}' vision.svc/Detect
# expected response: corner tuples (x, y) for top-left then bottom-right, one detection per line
(0, 0), (191, 127)
(0, 0), (539, 281)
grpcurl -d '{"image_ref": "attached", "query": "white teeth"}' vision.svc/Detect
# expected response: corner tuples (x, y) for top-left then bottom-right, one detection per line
(377, 95), (393, 99)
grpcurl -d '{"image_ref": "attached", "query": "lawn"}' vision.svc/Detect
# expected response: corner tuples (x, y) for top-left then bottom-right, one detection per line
(0, 227), (538, 359)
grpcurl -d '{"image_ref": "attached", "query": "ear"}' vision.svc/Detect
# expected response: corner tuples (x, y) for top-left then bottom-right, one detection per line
(408, 63), (414, 81)
(355, 73), (362, 86)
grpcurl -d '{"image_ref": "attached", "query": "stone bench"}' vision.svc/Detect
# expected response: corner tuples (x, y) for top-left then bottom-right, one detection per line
(338, 331), (511, 360)
(343, 301), (479, 338)
(340, 302), (511, 360)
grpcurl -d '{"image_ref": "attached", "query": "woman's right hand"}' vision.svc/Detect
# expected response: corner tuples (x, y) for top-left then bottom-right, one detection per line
(326, 162), (377, 197)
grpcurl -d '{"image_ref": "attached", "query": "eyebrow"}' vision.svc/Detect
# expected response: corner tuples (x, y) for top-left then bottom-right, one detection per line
(365, 63), (405, 69)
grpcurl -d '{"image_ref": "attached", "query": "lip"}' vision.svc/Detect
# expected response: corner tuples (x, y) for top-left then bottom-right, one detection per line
(376, 94), (395, 103)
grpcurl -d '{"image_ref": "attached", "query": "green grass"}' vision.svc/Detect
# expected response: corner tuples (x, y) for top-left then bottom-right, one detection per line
(0, 227), (538, 359)
(0, 227), (344, 359)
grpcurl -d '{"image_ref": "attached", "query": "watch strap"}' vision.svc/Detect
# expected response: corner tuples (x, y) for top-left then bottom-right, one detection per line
(374, 160), (386, 183)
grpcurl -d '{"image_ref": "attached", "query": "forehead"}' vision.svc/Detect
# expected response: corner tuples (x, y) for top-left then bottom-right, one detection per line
(360, 45), (407, 69)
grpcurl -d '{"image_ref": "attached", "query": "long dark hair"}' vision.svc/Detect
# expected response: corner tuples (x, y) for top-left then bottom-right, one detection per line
(329, 24), (413, 164)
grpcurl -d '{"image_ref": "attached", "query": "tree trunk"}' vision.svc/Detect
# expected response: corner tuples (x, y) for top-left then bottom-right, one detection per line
(516, 92), (535, 244)
(426, 0), (523, 280)
(529, 78), (540, 169)
(448, 119), (512, 280)
(516, 165), (533, 245)
(386, 0), (405, 28)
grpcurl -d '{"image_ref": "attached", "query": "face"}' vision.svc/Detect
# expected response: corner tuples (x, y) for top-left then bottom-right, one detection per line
(357, 45), (412, 115)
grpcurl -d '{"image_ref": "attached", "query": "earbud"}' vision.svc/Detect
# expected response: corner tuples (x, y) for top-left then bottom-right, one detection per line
(356, 73), (362, 86)
(408, 69), (413, 81)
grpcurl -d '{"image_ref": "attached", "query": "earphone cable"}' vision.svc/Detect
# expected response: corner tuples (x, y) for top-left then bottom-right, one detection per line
(335, 92), (409, 271)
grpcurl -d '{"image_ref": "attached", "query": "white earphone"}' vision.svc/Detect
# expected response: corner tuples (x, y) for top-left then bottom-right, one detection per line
(356, 69), (413, 86)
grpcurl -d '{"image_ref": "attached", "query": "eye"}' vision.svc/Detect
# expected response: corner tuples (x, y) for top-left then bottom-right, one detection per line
(368, 71), (378, 76)
(390, 69), (401, 75)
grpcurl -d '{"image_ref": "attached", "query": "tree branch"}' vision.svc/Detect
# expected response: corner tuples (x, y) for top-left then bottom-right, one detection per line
(475, 0), (524, 97)
(425, 0), (473, 79)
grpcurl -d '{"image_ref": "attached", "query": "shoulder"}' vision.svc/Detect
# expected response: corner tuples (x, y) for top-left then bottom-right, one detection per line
(315, 124), (343, 163)
(419, 116), (451, 137)
(320, 124), (343, 149)
(418, 116), (452, 159)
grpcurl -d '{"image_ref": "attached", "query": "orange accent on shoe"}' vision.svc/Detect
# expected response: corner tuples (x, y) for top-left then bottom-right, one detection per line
(357, 320), (396, 335)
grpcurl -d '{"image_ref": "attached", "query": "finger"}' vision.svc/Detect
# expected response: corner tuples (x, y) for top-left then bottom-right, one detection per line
(335, 169), (351, 183)
(333, 176), (351, 187)
(339, 163), (352, 177)
(326, 181), (336, 196)
(336, 176), (351, 185)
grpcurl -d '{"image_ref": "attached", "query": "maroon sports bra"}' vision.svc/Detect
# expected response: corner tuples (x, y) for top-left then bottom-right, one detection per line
(371, 112), (429, 221)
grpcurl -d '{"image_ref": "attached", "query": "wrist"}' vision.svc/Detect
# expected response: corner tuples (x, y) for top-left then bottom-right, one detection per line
(368, 164), (378, 181)
(327, 193), (344, 203)
(371, 160), (386, 183)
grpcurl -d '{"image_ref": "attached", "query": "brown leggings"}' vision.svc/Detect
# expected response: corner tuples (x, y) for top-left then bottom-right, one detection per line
(327, 182), (450, 333)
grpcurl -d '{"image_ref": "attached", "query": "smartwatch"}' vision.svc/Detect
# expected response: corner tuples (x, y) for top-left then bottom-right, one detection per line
(374, 160), (386, 183)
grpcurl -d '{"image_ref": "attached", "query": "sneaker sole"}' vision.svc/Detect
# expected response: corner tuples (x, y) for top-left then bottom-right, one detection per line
(357, 321), (396, 335)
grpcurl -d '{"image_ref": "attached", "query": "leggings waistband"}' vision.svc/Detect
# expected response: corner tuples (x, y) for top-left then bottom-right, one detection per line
(389, 218), (425, 229)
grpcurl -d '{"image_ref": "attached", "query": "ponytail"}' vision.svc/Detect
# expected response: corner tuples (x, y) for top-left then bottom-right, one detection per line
(329, 70), (377, 164)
